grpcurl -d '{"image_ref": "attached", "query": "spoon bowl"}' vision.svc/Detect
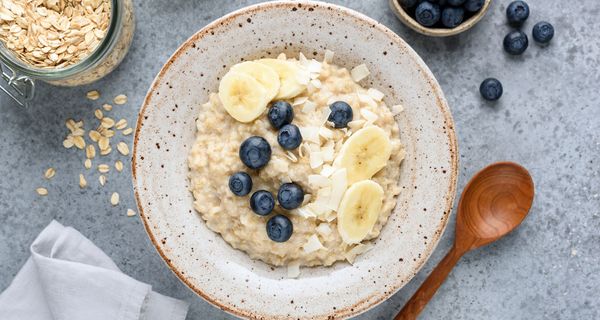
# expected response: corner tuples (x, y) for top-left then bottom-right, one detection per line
(456, 162), (535, 250)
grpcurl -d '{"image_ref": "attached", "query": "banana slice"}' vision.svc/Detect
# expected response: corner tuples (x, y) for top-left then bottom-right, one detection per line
(258, 59), (309, 99)
(218, 71), (270, 123)
(337, 180), (384, 244)
(231, 61), (280, 101)
(335, 126), (392, 184)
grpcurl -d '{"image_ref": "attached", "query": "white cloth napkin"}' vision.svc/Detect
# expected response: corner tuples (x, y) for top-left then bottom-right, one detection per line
(0, 220), (189, 320)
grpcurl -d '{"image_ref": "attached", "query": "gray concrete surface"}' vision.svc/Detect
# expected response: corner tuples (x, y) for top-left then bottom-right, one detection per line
(1, 0), (598, 319)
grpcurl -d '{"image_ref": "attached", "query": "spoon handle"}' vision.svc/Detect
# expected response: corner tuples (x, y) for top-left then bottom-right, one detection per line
(395, 246), (464, 320)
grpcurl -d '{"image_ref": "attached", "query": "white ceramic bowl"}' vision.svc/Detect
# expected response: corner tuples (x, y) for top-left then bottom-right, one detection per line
(133, 1), (458, 319)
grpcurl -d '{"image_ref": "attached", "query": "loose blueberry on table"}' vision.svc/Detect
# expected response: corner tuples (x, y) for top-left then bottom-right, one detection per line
(328, 101), (353, 128)
(239, 136), (271, 169)
(229, 172), (253, 196)
(277, 182), (304, 210)
(268, 101), (294, 129)
(503, 30), (529, 55)
(250, 190), (275, 216)
(479, 78), (503, 101)
(532, 21), (554, 44)
(506, 1), (530, 26)
(266, 214), (293, 243)
(277, 124), (302, 150)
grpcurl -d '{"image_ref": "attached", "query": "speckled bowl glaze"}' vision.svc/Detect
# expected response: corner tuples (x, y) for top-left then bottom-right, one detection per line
(133, 1), (458, 319)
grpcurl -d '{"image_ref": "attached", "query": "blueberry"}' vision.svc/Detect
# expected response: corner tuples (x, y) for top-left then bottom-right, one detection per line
(479, 78), (503, 101)
(328, 101), (353, 128)
(441, 7), (464, 28)
(266, 214), (293, 242)
(267, 101), (294, 130)
(506, 1), (529, 26)
(239, 136), (271, 170)
(277, 124), (302, 150)
(414, 2), (441, 27)
(398, 0), (418, 8)
(228, 172), (252, 196)
(463, 0), (484, 12)
(250, 190), (275, 216)
(447, 0), (466, 5)
(503, 30), (529, 55)
(532, 21), (554, 44)
(277, 183), (304, 210)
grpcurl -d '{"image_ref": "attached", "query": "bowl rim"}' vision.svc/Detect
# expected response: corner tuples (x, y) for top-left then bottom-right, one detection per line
(389, 0), (492, 37)
(132, 1), (459, 318)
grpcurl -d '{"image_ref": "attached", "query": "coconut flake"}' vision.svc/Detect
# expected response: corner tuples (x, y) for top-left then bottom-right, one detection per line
(307, 59), (322, 73)
(348, 120), (366, 131)
(358, 93), (378, 108)
(308, 188), (332, 216)
(309, 151), (324, 169)
(344, 243), (374, 264)
(288, 262), (301, 278)
(391, 104), (404, 115)
(281, 175), (293, 184)
(303, 235), (324, 253)
(319, 127), (334, 140)
(296, 206), (317, 218)
(320, 165), (336, 177)
(328, 169), (347, 211)
(292, 96), (308, 106)
(321, 142), (335, 162)
(308, 174), (330, 188)
(299, 52), (308, 64)
(310, 79), (322, 88)
(302, 194), (312, 205)
(324, 49), (334, 63)
(320, 108), (332, 126)
(316, 223), (332, 236)
(277, 53), (287, 60)
(351, 64), (370, 82)
(300, 126), (320, 143)
(285, 151), (298, 162)
(302, 100), (317, 113)
(367, 88), (385, 101)
(360, 108), (379, 124)
(297, 68), (311, 85)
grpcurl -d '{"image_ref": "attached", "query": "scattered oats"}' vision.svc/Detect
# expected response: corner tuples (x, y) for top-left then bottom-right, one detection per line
(72, 128), (85, 136)
(101, 117), (115, 128)
(98, 164), (110, 173)
(110, 192), (120, 206)
(100, 147), (112, 156)
(84, 159), (92, 169)
(79, 174), (87, 188)
(117, 142), (130, 156)
(94, 109), (104, 119)
(86, 145), (96, 159)
(36, 188), (48, 196)
(89, 130), (102, 142)
(127, 208), (136, 217)
(63, 138), (74, 149)
(86, 90), (100, 100)
(73, 136), (86, 149)
(113, 94), (127, 105)
(115, 160), (123, 172)
(99, 175), (106, 186)
(571, 249), (577, 257)
(103, 129), (115, 138)
(122, 128), (133, 136)
(115, 119), (127, 130)
(98, 136), (110, 150)
(102, 104), (113, 111)
(44, 168), (56, 179)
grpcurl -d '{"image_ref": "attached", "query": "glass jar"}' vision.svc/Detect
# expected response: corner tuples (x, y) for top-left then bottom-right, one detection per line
(0, 0), (135, 107)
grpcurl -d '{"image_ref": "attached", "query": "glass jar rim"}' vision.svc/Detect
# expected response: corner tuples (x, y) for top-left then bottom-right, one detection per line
(0, 0), (122, 80)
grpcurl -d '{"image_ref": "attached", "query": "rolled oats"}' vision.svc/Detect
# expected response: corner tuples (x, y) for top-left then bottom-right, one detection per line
(110, 192), (119, 206)
(36, 187), (48, 196)
(113, 94), (127, 105)
(122, 128), (133, 136)
(115, 160), (123, 172)
(126, 208), (136, 217)
(117, 142), (129, 156)
(87, 90), (100, 100)
(44, 168), (56, 179)
(98, 164), (110, 173)
(79, 174), (87, 188)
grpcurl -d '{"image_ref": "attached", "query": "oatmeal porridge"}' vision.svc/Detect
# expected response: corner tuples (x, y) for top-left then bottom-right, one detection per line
(188, 51), (405, 275)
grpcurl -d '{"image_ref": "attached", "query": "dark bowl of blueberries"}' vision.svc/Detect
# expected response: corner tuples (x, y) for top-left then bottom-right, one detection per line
(389, 0), (492, 37)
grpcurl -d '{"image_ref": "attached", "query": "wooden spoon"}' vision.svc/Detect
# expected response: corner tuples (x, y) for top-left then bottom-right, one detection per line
(395, 162), (535, 320)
